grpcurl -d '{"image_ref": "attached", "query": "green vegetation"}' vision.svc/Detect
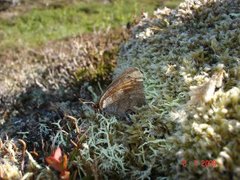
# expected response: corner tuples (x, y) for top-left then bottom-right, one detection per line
(164, 0), (183, 8)
(0, 0), (182, 50)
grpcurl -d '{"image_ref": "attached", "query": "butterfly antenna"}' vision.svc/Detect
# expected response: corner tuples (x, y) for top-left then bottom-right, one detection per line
(78, 98), (95, 105)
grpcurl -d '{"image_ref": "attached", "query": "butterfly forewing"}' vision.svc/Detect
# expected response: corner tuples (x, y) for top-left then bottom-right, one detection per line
(99, 67), (142, 107)
(98, 67), (146, 118)
(99, 67), (142, 102)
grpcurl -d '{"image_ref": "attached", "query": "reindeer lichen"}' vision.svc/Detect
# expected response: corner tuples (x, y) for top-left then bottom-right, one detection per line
(82, 0), (240, 179)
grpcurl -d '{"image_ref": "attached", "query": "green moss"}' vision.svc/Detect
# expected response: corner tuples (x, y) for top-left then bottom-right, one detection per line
(79, 0), (240, 179)
(163, 0), (182, 8)
(74, 60), (113, 83)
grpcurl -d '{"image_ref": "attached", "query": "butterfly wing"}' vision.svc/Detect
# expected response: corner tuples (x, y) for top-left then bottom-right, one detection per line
(98, 67), (146, 118)
(99, 67), (141, 102)
(100, 67), (139, 96)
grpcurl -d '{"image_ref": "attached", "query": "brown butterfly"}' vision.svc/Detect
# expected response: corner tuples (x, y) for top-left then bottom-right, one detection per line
(95, 67), (146, 120)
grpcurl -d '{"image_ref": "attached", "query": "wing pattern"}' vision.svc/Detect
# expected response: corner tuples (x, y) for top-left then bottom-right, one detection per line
(98, 67), (146, 118)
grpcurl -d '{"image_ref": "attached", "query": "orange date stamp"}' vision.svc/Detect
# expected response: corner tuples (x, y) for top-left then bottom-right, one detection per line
(181, 159), (217, 168)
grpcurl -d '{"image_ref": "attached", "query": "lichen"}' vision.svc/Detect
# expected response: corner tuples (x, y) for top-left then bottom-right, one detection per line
(0, 139), (22, 179)
(81, 115), (126, 174)
(81, 0), (240, 179)
(0, 0), (239, 179)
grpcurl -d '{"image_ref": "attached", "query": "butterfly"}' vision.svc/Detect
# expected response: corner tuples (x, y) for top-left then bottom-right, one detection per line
(95, 67), (146, 120)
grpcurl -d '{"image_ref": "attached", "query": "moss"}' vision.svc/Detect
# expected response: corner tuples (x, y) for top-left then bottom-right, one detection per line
(74, 50), (115, 83)
(80, 0), (240, 179)
(1, 0), (239, 179)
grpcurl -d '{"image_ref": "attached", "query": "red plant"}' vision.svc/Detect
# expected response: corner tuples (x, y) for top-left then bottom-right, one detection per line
(45, 147), (70, 180)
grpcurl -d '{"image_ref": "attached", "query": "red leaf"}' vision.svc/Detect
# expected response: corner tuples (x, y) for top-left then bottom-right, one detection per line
(60, 170), (70, 180)
(45, 147), (68, 173)
(62, 154), (68, 170)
